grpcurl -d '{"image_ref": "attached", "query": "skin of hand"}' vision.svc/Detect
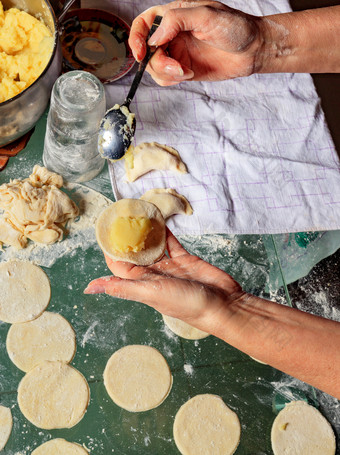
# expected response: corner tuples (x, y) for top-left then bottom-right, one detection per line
(85, 229), (340, 399)
(128, 1), (340, 85)
(128, 0), (264, 85)
(85, 229), (246, 332)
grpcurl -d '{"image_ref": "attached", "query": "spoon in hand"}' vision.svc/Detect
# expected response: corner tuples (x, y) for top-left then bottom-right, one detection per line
(98, 15), (162, 161)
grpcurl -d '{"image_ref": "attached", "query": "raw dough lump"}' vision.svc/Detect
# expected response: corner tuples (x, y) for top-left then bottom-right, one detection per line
(96, 199), (166, 266)
(0, 1), (54, 103)
(271, 400), (336, 455)
(125, 142), (187, 182)
(0, 260), (50, 323)
(0, 165), (79, 249)
(6, 311), (76, 372)
(32, 438), (89, 454)
(18, 361), (89, 429)
(140, 188), (193, 219)
(104, 345), (172, 412)
(0, 405), (12, 450)
(162, 315), (209, 340)
(173, 394), (241, 455)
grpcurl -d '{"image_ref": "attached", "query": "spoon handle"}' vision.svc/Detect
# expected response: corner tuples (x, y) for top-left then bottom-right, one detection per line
(124, 15), (163, 108)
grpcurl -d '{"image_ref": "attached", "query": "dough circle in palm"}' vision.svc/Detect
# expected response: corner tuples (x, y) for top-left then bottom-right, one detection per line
(162, 315), (209, 340)
(0, 405), (12, 450)
(271, 400), (336, 455)
(6, 312), (76, 372)
(0, 260), (50, 323)
(18, 361), (89, 429)
(103, 345), (172, 412)
(173, 394), (241, 455)
(96, 199), (166, 266)
(32, 438), (89, 454)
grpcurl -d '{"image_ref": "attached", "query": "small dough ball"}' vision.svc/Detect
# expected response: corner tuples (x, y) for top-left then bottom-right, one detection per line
(140, 188), (193, 219)
(162, 315), (209, 340)
(6, 312), (76, 372)
(271, 401), (336, 455)
(104, 345), (172, 412)
(173, 394), (241, 455)
(32, 438), (89, 454)
(96, 199), (166, 266)
(0, 405), (12, 450)
(18, 361), (89, 429)
(0, 260), (51, 323)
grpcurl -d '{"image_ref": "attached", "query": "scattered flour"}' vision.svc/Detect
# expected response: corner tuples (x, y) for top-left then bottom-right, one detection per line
(184, 364), (194, 376)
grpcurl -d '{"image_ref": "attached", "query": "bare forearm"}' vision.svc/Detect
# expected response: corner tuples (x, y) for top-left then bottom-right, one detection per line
(257, 6), (340, 74)
(210, 294), (340, 398)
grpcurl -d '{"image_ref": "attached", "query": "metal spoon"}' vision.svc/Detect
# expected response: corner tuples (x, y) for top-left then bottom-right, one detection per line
(98, 15), (162, 161)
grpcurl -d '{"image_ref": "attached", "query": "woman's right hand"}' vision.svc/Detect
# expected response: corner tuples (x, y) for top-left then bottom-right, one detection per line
(128, 0), (264, 86)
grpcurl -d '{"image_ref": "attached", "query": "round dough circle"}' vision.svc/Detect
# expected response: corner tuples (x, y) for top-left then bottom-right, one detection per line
(32, 438), (89, 454)
(0, 260), (51, 323)
(103, 345), (172, 412)
(173, 394), (241, 455)
(271, 400), (336, 455)
(6, 312), (76, 372)
(18, 361), (89, 429)
(162, 314), (209, 340)
(0, 405), (12, 450)
(95, 199), (166, 266)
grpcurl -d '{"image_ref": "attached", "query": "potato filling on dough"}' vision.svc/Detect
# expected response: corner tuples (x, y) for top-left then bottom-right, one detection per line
(109, 216), (153, 253)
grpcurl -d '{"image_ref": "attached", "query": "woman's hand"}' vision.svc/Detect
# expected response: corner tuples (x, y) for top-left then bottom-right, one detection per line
(84, 229), (340, 398)
(129, 2), (340, 84)
(128, 0), (263, 85)
(84, 229), (246, 334)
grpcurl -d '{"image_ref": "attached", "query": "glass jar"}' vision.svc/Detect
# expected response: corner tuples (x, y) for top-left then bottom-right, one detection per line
(43, 70), (106, 183)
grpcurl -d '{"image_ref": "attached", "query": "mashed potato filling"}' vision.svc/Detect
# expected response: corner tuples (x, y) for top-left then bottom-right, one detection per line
(109, 216), (153, 253)
(0, 1), (54, 103)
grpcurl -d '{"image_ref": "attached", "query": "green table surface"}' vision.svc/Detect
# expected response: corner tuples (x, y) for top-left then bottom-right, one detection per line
(0, 113), (339, 454)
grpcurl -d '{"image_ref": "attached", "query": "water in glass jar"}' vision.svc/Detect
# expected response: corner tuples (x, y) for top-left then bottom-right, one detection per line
(43, 71), (106, 183)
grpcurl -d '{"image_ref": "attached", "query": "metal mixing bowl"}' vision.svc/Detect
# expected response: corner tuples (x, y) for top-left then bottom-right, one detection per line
(0, 0), (62, 146)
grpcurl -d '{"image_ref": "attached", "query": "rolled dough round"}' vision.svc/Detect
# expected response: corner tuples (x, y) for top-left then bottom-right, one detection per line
(0, 405), (12, 450)
(271, 400), (336, 455)
(173, 394), (241, 455)
(103, 345), (172, 412)
(95, 199), (166, 266)
(0, 260), (51, 323)
(162, 314), (209, 340)
(18, 361), (89, 429)
(6, 312), (76, 372)
(32, 438), (89, 454)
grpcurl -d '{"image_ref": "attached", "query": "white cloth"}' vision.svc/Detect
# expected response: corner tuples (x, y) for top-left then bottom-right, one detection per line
(84, 0), (340, 235)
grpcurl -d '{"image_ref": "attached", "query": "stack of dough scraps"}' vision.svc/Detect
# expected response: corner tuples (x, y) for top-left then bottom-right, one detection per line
(0, 165), (79, 249)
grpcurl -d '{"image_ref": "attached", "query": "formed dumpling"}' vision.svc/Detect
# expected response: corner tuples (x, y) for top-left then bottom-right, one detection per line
(140, 188), (193, 219)
(125, 142), (187, 182)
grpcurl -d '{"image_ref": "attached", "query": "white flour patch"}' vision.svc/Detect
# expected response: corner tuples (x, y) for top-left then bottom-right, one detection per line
(81, 321), (99, 348)
(184, 364), (194, 376)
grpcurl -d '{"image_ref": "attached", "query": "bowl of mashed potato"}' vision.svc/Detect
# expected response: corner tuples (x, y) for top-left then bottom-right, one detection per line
(0, 0), (62, 146)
